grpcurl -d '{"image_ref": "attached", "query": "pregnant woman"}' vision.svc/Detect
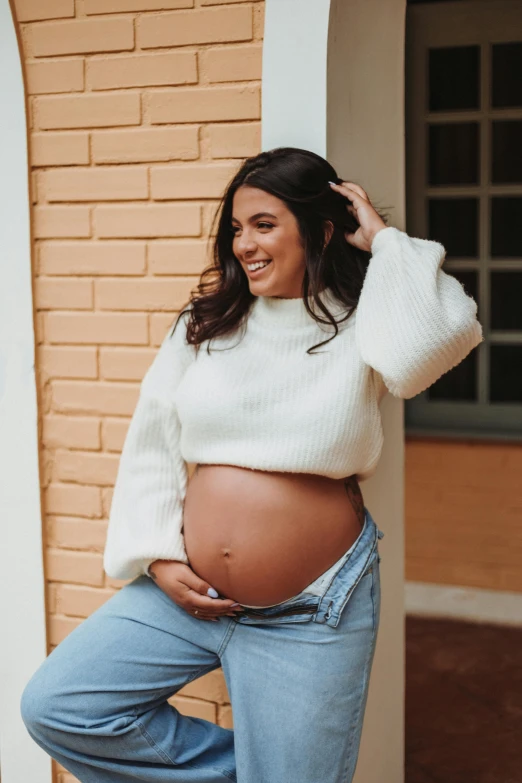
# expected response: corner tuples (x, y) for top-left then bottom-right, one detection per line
(20, 147), (483, 783)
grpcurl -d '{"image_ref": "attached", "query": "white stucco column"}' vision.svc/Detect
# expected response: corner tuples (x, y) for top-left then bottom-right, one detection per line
(0, 3), (52, 782)
(263, 1), (406, 780)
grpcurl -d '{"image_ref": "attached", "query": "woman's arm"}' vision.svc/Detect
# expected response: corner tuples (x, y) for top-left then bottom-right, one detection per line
(103, 309), (195, 580)
(354, 226), (484, 399)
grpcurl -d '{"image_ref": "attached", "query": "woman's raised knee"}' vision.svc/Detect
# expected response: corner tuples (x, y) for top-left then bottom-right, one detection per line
(20, 668), (57, 738)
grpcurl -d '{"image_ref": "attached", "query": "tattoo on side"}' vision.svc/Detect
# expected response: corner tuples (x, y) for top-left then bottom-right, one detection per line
(343, 476), (365, 527)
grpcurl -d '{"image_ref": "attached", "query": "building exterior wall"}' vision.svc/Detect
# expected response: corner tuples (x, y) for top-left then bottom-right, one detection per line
(12, 4), (263, 780)
(406, 439), (522, 593)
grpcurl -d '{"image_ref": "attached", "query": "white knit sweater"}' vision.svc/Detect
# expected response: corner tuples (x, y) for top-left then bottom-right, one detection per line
(103, 226), (483, 580)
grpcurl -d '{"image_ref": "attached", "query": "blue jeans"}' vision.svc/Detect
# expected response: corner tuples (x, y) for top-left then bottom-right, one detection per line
(20, 507), (384, 783)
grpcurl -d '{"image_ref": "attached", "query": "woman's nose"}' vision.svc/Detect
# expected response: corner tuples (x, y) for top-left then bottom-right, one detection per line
(236, 231), (257, 254)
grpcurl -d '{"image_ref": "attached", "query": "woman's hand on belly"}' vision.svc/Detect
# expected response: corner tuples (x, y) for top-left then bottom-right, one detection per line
(148, 560), (245, 621)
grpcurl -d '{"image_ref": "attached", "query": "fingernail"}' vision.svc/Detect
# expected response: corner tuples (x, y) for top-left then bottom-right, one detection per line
(328, 181), (336, 185)
(207, 587), (219, 598)
(230, 602), (240, 607)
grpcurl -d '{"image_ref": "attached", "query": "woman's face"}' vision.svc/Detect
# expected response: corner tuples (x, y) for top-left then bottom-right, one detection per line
(231, 186), (306, 298)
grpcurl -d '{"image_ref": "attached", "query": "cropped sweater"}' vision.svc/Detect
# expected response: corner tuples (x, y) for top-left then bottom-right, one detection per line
(103, 226), (484, 581)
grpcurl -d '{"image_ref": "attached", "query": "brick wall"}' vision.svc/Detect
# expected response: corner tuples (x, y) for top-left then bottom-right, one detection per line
(13, 3), (263, 775)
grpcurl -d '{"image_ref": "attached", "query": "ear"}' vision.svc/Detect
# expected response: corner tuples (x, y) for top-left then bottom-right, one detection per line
(323, 220), (334, 249)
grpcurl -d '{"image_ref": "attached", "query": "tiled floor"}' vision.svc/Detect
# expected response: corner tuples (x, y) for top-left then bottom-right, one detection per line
(406, 616), (522, 783)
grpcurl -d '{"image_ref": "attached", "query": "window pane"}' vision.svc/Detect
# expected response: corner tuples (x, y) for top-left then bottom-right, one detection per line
(490, 271), (522, 330)
(427, 350), (477, 402)
(429, 123), (479, 185)
(490, 345), (522, 402)
(491, 42), (522, 109)
(448, 269), (480, 320)
(428, 198), (478, 258)
(429, 45), (480, 111)
(491, 120), (522, 184)
(491, 197), (522, 258)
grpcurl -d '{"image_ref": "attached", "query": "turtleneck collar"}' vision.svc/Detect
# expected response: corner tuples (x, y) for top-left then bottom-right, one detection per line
(249, 287), (350, 329)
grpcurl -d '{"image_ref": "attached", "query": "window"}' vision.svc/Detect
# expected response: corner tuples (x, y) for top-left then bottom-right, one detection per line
(405, 0), (522, 440)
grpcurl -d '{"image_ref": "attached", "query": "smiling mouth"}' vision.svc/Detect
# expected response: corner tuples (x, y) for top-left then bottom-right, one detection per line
(246, 259), (273, 276)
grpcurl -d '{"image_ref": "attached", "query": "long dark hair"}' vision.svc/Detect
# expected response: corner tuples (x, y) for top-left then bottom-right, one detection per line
(170, 147), (391, 354)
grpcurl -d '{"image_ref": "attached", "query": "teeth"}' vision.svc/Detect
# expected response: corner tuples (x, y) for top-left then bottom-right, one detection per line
(248, 260), (271, 271)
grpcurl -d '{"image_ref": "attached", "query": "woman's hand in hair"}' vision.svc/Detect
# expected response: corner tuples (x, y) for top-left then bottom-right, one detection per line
(329, 181), (387, 253)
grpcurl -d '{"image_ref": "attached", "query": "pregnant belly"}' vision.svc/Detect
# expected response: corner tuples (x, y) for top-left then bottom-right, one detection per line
(182, 464), (365, 607)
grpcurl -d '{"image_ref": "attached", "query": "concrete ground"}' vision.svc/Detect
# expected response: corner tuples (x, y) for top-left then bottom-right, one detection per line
(406, 616), (522, 783)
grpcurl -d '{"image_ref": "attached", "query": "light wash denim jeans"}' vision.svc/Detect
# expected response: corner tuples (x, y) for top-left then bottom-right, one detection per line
(20, 506), (384, 783)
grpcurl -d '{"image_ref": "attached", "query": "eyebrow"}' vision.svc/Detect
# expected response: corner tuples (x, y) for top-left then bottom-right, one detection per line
(231, 212), (278, 223)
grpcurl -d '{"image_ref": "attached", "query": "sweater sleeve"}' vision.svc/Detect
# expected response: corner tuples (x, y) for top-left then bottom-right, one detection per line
(354, 226), (484, 399)
(103, 309), (195, 581)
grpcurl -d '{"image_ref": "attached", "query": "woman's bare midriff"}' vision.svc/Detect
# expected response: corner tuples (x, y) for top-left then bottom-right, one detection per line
(182, 464), (365, 607)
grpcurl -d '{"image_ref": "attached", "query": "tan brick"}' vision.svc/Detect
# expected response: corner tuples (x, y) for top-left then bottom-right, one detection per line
(202, 201), (220, 235)
(38, 345), (98, 380)
(88, 51), (197, 91)
(201, 44), (261, 84)
(34, 206), (91, 238)
(47, 583), (58, 615)
(86, 0), (193, 12)
(43, 415), (101, 450)
(57, 772), (80, 783)
(29, 18), (134, 58)
(253, 3), (264, 40)
(148, 85), (259, 124)
(35, 278), (94, 310)
(39, 241), (146, 276)
(218, 704), (233, 729)
(36, 93), (141, 130)
(101, 486), (114, 518)
(26, 59), (84, 95)
(96, 277), (192, 310)
(99, 347), (155, 381)
(151, 162), (236, 200)
(31, 132), (89, 167)
(51, 380), (140, 416)
(148, 240), (209, 274)
(140, 6), (251, 49)
(47, 548), (104, 586)
(56, 583), (114, 618)
(102, 417), (131, 451)
(208, 122), (260, 159)
(35, 312), (46, 345)
(44, 312), (148, 344)
(15, 0), (74, 22)
(181, 669), (229, 704)
(95, 203), (201, 238)
(170, 695), (216, 723)
(48, 615), (83, 645)
(92, 126), (199, 164)
(40, 166), (148, 202)
(53, 450), (119, 486)
(48, 517), (108, 552)
(45, 482), (102, 517)
(31, 170), (38, 203)
(150, 312), (178, 345)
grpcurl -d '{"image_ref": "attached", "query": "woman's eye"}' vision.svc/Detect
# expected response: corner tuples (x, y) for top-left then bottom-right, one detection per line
(231, 222), (273, 234)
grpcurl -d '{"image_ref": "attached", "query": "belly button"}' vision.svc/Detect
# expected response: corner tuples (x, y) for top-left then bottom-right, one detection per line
(222, 548), (231, 558)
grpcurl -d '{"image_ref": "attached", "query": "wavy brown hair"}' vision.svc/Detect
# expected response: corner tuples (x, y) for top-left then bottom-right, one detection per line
(169, 147), (391, 354)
